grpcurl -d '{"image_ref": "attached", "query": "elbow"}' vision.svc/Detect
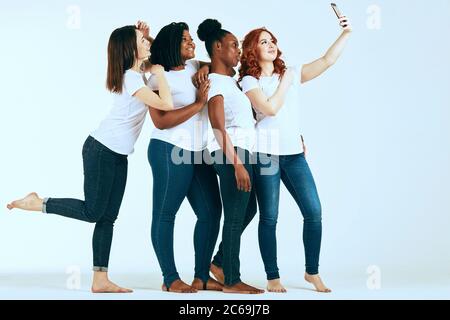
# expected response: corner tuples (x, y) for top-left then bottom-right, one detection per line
(262, 103), (277, 116)
(152, 117), (171, 130)
(265, 108), (277, 117)
(154, 122), (168, 130)
(323, 56), (336, 68)
(156, 101), (174, 111)
(162, 102), (174, 111)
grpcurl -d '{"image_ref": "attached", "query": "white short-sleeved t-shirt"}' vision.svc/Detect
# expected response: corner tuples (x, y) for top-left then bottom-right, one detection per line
(240, 66), (304, 155)
(147, 60), (208, 151)
(207, 73), (256, 153)
(91, 69), (148, 155)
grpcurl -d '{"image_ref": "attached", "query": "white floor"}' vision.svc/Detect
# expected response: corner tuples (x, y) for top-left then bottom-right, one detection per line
(1, 271), (449, 300)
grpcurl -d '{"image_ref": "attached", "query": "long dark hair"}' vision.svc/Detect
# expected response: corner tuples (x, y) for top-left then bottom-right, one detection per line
(197, 19), (230, 58)
(106, 25), (138, 94)
(151, 22), (189, 71)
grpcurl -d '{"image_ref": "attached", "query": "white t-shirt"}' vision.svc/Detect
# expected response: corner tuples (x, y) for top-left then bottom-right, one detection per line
(207, 73), (256, 153)
(147, 60), (209, 151)
(91, 69), (148, 155)
(240, 66), (304, 155)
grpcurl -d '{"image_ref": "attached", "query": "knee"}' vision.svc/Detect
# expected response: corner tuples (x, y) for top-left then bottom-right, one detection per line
(259, 213), (278, 226)
(223, 219), (245, 231)
(93, 213), (117, 225)
(304, 205), (322, 223)
(153, 210), (176, 223)
(210, 203), (223, 222)
(85, 210), (103, 223)
(197, 209), (222, 225)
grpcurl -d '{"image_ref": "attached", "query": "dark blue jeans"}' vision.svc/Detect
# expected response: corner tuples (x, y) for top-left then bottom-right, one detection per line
(210, 148), (257, 286)
(255, 152), (322, 278)
(44, 135), (128, 271)
(148, 139), (222, 288)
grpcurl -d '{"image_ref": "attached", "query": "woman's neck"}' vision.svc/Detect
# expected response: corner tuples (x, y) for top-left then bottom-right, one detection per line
(171, 61), (186, 71)
(210, 58), (235, 76)
(260, 61), (275, 77)
(131, 58), (144, 72)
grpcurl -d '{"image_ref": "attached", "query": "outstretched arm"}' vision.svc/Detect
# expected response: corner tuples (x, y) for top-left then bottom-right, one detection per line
(301, 16), (352, 84)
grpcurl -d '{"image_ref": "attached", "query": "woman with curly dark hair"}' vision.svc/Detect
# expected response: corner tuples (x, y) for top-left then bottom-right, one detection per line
(147, 21), (223, 293)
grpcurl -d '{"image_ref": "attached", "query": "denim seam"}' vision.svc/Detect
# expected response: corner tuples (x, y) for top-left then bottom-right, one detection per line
(280, 157), (318, 274)
(96, 159), (117, 269)
(256, 157), (281, 279)
(192, 166), (214, 282)
(156, 141), (181, 288)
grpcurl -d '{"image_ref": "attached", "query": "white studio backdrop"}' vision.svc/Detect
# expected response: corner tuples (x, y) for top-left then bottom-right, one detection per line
(0, 0), (449, 293)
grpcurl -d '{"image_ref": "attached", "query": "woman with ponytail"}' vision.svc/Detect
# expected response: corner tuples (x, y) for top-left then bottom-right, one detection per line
(197, 18), (263, 294)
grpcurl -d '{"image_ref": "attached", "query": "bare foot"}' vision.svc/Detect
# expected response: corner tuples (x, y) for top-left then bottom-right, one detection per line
(305, 273), (332, 293)
(210, 263), (224, 284)
(162, 279), (198, 293)
(191, 277), (223, 291)
(267, 279), (287, 293)
(91, 280), (133, 293)
(223, 282), (265, 294)
(7, 192), (43, 212)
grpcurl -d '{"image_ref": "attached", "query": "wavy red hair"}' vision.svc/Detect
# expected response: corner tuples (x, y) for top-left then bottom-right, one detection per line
(239, 28), (287, 81)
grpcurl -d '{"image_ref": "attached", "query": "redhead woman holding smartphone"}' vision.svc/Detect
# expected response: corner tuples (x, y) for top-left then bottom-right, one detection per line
(210, 8), (352, 293)
(6, 21), (174, 293)
(241, 11), (352, 293)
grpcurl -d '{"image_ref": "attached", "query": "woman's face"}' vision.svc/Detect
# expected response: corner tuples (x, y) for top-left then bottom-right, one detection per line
(256, 31), (278, 62)
(219, 33), (241, 67)
(136, 29), (151, 61)
(180, 30), (196, 61)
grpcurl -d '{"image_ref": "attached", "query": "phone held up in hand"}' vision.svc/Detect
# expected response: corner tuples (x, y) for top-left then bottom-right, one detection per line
(331, 3), (347, 27)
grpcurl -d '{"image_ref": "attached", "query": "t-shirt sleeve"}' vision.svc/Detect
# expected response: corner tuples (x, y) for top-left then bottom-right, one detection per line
(240, 75), (259, 94)
(207, 77), (226, 102)
(124, 70), (146, 96)
(292, 65), (303, 86)
(147, 74), (159, 91)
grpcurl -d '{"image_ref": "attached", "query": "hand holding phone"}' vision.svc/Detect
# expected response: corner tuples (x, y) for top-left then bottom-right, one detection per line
(331, 3), (351, 31)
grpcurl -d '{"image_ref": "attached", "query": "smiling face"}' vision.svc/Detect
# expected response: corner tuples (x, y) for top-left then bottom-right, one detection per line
(219, 33), (241, 67)
(136, 29), (150, 61)
(180, 29), (196, 61)
(256, 31), (278, 63)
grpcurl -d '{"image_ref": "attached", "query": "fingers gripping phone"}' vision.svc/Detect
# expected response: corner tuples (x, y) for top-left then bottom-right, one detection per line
(331, 3), (347, 27)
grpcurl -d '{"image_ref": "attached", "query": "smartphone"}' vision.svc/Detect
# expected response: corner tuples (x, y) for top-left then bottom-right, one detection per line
(331, 3), (347, 27)
(330, 3), (342, 18)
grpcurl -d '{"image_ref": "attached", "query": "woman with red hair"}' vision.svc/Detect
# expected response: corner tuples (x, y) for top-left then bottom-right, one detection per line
(237, 15), (352, 293)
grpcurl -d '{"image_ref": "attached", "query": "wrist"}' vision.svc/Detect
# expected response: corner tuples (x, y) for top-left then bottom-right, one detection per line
(193, 101), (204, 109)
(342, 29), (352, 36)
(233, 162), (244, 169)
